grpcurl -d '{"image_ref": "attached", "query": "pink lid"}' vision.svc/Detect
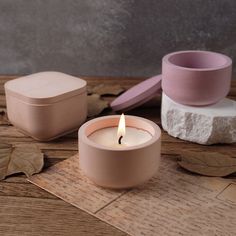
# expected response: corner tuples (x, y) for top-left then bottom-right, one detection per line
(110, 75), (162, 111)
(5, 71), (87, 104)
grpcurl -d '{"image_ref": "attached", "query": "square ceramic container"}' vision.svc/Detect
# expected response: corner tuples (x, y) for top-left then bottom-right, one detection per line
(5, 71), (87, 141)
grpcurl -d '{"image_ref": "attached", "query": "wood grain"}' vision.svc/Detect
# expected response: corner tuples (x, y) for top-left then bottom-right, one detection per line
(0, 76), (236, 236)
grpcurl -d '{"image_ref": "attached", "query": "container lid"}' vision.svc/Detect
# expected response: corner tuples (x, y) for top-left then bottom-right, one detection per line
(5, 71), (87, 104)
(110, 74), (162, 111)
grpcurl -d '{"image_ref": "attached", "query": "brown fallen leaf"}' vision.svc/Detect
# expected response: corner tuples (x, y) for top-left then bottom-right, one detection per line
(178, 151), (236, 177)
(0, 143), (44, 180)
(86, 85), (93, 95)
(91, 84), (125, 96)
(87, 94), (109, 117)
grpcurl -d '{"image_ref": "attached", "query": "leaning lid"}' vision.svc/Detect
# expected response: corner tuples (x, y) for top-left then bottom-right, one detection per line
(4, 71), (87, 104)
(110, 74), (162, 111)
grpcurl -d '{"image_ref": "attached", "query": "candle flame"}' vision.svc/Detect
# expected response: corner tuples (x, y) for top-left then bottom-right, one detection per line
(117, 113), (126, 139)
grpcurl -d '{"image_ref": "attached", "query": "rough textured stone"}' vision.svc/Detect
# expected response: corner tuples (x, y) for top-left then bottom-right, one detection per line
(161, 93), (236, 145)
(0, 0), (236, 76)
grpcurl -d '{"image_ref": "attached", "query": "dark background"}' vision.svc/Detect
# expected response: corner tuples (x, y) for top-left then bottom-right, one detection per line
(0, 0), (235, 77)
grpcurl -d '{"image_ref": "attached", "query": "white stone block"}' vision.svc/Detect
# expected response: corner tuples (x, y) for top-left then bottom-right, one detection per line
(161, 93), (236, 145)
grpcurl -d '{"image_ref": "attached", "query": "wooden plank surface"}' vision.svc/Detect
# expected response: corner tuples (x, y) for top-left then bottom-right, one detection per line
(0, 76), (235, 236)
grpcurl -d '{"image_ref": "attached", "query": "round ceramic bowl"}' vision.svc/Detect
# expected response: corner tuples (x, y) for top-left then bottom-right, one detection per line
(78, 115), (161, 189)
(162, 50), (232, 106)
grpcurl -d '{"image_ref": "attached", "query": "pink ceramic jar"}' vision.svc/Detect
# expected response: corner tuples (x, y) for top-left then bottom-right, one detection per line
(162, 50), (232, 106)
(5, 72), (87, 141)
(79, 115), (161, 189)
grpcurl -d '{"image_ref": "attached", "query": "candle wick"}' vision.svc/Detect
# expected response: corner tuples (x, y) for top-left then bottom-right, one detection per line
(118, 136), (123, 145)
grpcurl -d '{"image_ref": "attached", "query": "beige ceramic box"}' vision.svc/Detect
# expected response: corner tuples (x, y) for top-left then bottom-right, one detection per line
(4, 71), (87, 141)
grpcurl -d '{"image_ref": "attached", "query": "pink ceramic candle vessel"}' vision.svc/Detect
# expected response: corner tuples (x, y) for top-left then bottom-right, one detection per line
(78, 115), (161, 189)
(162, 50), (232, 106)
(5, 72), (87, 141)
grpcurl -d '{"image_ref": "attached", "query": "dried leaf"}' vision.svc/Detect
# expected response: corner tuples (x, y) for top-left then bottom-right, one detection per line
(92, 84), (125, 96)
(178, 151), (236, 177)
(87, 94), (109, 117)
(0, 143), (44, 180)
(86, 85), (93, 95)
(0, 108), (10, 125)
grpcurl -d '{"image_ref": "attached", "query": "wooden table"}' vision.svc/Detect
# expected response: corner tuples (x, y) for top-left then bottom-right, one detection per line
(0, 76), (235, 236)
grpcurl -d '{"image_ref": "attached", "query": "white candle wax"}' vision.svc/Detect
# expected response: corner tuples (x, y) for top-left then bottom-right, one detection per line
(88, 127), (152, 148)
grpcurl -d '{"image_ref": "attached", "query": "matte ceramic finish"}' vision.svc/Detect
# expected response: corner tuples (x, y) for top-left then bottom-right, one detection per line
(5, 72), (87, 141)
(110, 75), (162, 111)
(162, 51), (232, 106)
(79, 115), (161, 189)
(5, 71), (87, 104)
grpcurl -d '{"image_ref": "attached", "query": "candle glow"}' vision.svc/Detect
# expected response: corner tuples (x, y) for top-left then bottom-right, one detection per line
(117, 113), (126, 144)
(88, 114), (153, 148)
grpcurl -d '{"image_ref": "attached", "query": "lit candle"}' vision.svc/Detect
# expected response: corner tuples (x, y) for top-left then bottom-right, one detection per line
(78, 115), (161, 189)
(88, 114), (152, 148)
